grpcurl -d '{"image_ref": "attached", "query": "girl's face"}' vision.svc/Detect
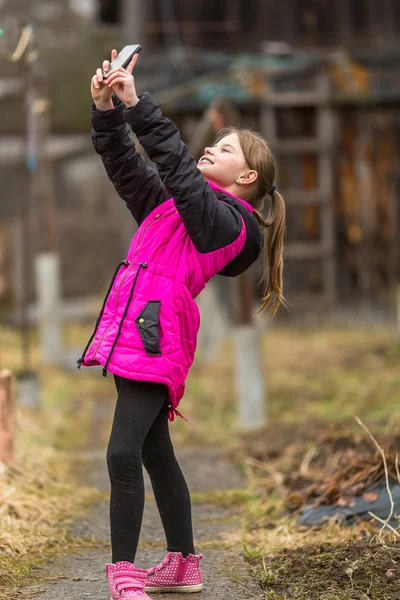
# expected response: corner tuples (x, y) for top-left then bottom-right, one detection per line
(197, 133), (252, 190)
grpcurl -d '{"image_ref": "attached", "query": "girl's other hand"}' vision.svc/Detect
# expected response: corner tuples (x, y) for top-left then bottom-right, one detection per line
(91, 48), (118, 110)
(104, 52), (140, 108)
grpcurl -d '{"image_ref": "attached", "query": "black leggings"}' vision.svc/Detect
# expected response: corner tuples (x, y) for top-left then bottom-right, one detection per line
(106, 376), (195, 563)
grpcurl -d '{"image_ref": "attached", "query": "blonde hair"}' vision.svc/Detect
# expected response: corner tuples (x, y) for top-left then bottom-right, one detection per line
(215, 127), (287, 318)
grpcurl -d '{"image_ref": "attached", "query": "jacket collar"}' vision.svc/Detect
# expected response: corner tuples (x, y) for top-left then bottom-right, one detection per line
(207, 180), (255, 214)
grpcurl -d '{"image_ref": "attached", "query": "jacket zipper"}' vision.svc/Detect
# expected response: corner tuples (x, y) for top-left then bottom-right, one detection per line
(101, 261), (148, 376)
(115, 213), (161, 306)
(92, 212), (161, 360)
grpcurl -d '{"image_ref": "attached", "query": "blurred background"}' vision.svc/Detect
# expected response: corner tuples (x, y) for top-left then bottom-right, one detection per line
(1, 0), (400, 438)
(1, 0), (400, 332)
(2, 3), (400, 597)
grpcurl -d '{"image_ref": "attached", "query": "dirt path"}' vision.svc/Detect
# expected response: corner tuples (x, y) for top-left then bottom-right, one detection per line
(28, 445), (262, 599)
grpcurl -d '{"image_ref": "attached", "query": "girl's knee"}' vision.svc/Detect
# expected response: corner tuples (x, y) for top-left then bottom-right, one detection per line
(106, 446), (142, 480)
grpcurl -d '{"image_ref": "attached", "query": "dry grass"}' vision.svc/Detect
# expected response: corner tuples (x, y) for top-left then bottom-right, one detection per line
(0, 446), (101, 599)
(220, 324), (400, 600)
(178, 324), (400, 446)
(0, 323), (112, 598)
(2, 320), (400, 598)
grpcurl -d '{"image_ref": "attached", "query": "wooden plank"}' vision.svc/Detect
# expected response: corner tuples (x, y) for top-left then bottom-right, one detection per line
(0, 369), (15, 464)
(145, 20), (239, 33)
(336, 0), (352, 45)
(284, 189), (324, 205)
(278, 0), (296, 44)
(260, 105), (277, 145)
(382, 0), (397, 40)
(225, 0), (241, 29)
(366, 0), (383, 40)
(0, 225), (11, 306)
(122, 0), (149, 47)
(267, 92), (328, 107)
(273, 138), (321, 154)
(355, 113), (373, 302)
(259, 86), (281, 187)
(316, 78), (337, 302)
(284, 242), (332, 259)
(288, 291), (337, 309)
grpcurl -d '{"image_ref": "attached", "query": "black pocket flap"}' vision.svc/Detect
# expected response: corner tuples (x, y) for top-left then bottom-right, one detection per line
(135, 301), (162, 356)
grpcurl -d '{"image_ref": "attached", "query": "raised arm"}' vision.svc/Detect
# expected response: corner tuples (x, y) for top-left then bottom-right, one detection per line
(91, 98), (168, 225)
(122, 93), (243, 253)
(90, 52), (167, 225)
(103, 54), (245, 252)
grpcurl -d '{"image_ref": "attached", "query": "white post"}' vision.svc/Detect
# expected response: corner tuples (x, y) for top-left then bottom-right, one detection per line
(35, 252), (63, 365)
(196, 282), (229, 363)
(233, 323), (266, 430)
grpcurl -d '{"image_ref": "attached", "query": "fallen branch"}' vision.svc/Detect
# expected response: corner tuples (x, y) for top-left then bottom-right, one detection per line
(367, 512), (400, 538)
(299, 447), (317, 476)
(355, 416), (395, 536)
(395, 453), (400, 485)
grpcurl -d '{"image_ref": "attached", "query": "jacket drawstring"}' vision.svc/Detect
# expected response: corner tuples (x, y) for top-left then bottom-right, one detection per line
(168, 407), (188, 422)
(102, 262), (147, 377)
(77, 260), (129, 369)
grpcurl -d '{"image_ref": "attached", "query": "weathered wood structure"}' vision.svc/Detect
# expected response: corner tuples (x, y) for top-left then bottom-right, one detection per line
(261, 73), (337, 305)
(0, 1), (399, 318)
(101, 0), (400, 52)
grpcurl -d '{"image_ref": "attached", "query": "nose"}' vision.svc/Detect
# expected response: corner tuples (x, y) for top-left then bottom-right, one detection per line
(204, 146), (214, 157)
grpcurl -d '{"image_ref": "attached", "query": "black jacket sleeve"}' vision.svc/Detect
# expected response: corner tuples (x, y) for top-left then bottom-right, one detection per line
(123, 92), (243, 253)
(91, 96), (168, 225)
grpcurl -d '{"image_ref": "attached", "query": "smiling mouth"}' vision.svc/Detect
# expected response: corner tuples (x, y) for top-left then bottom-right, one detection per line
(199, 157), (214, 165)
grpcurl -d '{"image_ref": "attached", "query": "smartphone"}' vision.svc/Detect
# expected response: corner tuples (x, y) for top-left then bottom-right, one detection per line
(103, 44), (142, 78)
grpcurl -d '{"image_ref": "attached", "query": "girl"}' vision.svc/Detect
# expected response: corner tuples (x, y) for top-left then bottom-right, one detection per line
(78, 49), (286, 599)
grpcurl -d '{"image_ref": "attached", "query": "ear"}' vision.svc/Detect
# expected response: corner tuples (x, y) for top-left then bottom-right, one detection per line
(240, 170), (258, 185)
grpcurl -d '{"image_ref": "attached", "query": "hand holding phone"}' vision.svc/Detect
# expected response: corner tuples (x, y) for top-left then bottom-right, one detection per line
(91, 45), (142, 110)
(103, 44), (142, 79)
(91, 49), (118, 110)
(103, 45), (141, 108)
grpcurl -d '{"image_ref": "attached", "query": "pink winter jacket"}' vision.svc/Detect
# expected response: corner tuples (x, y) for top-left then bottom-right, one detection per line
(78, 93), (263, 421)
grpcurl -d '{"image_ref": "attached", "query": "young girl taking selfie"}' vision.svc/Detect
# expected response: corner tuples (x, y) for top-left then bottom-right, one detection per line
(78, 49), (286, 599)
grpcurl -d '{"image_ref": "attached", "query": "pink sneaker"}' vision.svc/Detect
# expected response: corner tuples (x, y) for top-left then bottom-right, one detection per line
(145, 551), (203, 593)
(106, 561), (153, 599)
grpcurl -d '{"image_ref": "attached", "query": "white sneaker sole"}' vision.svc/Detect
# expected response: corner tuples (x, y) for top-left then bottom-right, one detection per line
(144, 584), (203, 593)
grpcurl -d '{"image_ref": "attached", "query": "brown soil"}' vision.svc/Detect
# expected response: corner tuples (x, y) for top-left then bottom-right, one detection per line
(254, 538), (400, 600)
(233, 421), (400, 599)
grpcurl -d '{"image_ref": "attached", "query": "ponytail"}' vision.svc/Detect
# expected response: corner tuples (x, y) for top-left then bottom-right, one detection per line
(253, 190), (287, 319)
(214, 127), (287, 318)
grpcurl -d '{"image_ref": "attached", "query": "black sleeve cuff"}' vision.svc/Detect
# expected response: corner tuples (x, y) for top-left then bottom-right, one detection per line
(123, 92), (161, 133)
(91, 98), (126, 131)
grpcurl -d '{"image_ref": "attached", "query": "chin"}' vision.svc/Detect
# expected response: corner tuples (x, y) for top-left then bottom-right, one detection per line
(198, 165), (229, 188)
(198, 163), (210, 173)
(198, 165), (217, 181)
